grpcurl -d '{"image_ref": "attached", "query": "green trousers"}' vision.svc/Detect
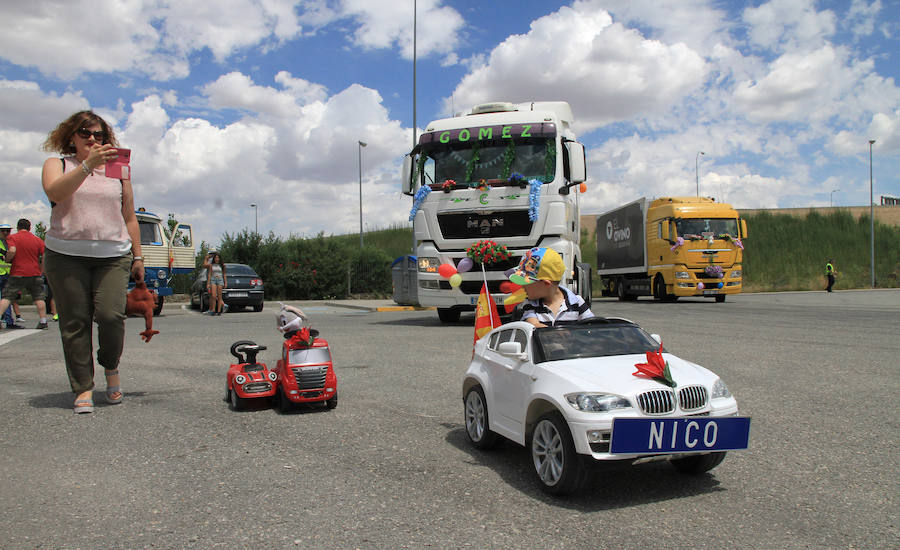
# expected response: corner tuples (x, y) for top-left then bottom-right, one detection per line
(43, 249), (131, 394)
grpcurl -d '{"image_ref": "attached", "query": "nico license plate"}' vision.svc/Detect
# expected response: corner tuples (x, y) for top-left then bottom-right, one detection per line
(610, 417), (751, 454)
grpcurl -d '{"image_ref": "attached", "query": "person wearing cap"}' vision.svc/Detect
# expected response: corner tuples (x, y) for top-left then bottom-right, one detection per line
(0, 223), (15, 328)
(508, 247), (594, 327)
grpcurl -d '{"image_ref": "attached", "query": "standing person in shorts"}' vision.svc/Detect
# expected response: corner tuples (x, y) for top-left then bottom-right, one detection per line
(203, 250), (227, 315)
(0, 219), (48, 329)
(0, 223), (15, 328)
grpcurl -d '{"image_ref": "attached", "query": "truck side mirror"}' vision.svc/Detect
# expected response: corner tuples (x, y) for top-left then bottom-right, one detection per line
(565, 141), (586, 184)
(740, 219), (748, 238)
(401, 155), (414, 196)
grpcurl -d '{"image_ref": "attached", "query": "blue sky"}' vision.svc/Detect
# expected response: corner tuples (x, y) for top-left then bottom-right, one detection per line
(1, 0), (898, 248)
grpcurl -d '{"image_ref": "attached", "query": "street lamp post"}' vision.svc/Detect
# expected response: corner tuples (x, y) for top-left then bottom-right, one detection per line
(869, 139), (875, 288)
(830, 189), (839, 208)
(250, 203), (257, 235)
(695, 151), (705, 196)
(358, 141), (367, 248)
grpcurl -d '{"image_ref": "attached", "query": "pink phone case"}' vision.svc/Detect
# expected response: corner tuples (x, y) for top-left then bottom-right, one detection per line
(105, 148), (131, 179)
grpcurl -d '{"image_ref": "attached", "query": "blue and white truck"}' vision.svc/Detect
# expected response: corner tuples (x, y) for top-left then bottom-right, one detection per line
(134, 209), (195, 315)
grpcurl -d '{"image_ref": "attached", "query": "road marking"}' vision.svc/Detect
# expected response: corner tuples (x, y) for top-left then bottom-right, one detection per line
(0, 329), (39, 346)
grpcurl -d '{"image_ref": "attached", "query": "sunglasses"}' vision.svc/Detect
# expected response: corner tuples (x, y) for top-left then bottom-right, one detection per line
(75, 128), (106, 141)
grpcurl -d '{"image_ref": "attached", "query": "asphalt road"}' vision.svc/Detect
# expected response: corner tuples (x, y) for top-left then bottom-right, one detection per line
(1, 290), (898, 549)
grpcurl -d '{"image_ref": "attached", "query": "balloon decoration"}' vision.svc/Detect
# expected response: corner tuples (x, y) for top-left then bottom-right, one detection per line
(438, 263), (457, 278)
(457, 257), (474, 273)
(697, 282), (705, 290)
(449, 274), (462, 288)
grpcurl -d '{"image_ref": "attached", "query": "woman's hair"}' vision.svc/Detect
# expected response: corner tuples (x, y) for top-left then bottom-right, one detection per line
(42, 110), (119, 155)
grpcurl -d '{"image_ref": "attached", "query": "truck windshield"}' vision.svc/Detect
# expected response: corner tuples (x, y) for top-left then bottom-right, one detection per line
(675, 218), (739, 239)
(139, 221), (162, 245)
(418, 137), (555, 186)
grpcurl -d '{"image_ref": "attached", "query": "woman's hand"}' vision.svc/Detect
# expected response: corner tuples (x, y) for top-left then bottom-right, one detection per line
(84, 143), (119, 172)
(131, 260), (145, 282)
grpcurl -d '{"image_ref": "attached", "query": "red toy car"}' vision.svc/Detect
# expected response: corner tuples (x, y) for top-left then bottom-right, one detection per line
(225, 340), (277, 410)
(273, 328), (338, 412)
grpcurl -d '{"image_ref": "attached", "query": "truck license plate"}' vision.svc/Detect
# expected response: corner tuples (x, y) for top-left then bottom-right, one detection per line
(703, 290), (719, 295)
(610, 417), (750, 454)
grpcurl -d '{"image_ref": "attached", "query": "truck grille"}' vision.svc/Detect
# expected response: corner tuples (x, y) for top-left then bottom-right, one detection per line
(438, 211), (533, 239)
(637, 389), (676, 414)
(242, 382), (272, 394)
(291, 366), (327, 390)
(678, 385), (708, 411)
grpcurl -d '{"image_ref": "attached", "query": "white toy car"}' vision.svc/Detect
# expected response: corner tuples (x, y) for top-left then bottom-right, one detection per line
(462, 318), (750, 495)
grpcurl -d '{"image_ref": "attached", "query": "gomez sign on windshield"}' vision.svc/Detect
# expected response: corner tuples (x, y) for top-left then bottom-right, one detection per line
(418, 123), (557, 146)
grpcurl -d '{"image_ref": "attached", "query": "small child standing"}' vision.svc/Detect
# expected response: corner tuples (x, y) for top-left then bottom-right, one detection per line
(509, 247), (594, 327)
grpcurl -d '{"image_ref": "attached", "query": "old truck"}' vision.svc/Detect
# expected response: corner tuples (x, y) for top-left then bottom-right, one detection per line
(596, 197), (747, 302)
(401, 101), (591, 322)
(135, 208), (195, 315)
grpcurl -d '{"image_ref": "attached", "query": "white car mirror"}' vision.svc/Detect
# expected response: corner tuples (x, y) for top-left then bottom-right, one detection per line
(497, 341), (525, 359)
(650, 333), (662, 344)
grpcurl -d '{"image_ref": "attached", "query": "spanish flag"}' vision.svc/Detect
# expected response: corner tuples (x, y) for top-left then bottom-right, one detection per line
(474, 282), (501, 345)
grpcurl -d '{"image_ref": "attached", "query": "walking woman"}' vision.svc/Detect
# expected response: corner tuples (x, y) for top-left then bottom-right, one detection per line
(40, 110), (144, 414)
(204, 250), (227, 315)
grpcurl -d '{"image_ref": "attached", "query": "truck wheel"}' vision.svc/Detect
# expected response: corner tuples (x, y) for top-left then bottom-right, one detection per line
(437, 308), (461, 323)
(654, 275), (677, 302)
(152, 295), (164, 316)
(576, 262), (592, 308)
(715, 295), (726, 303)
(274, 388), (292, 413)
(616, 279), (637, 302)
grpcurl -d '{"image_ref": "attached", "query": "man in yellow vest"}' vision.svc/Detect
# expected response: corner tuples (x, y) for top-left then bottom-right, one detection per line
(825, 259), (836, 292)
(0, 223), (15, 327)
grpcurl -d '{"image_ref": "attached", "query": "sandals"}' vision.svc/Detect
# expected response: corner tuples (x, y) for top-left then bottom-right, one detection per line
(104, 369), (123, 404)
(73, 398), (94, 414)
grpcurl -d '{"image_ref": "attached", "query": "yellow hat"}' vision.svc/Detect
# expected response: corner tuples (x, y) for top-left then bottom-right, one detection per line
(509, 247), (564, 285)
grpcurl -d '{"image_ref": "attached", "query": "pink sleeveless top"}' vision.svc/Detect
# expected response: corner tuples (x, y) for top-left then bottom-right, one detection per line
(45, 157), (131, 257)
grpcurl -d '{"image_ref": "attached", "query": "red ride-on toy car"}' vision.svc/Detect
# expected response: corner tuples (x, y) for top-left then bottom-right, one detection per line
(273, 328), (338, 412)
(225, 340), (277, 410)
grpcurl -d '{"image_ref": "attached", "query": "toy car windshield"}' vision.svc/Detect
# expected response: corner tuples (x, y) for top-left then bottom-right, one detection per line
(533, 322), (663, 363)
(288, 347), (331, 365)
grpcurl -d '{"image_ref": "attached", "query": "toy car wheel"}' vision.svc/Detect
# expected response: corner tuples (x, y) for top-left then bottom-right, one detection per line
(464, 385), (499, 449)
(224, 386), (231, 403)
(530, 411), (588, 495)
(273, 388), (293, 413)
(671, 452), (727, 475)
(325, 393), (338, 409)
(230, 388), (244, 411)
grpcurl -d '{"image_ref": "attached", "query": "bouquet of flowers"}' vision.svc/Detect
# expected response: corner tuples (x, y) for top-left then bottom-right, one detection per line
(704, 265), (724, 278)
(467, 239), (511, 266)
(441, 179), (456, 193)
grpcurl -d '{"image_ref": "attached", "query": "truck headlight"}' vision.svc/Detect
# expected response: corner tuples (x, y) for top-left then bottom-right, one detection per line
(675, 271), (690, 279)
(566, 393), (631, 412)
(730, 270), (742, 278)
(711, 378), (731, 399)
(417, 257), (440, 274)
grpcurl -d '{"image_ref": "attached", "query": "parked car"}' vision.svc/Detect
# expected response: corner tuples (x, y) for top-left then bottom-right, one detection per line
(462, 318), (750, 495)
(191, 263), (265, 312)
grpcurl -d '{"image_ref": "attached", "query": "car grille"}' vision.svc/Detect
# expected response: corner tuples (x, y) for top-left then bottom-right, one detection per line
(291, 366), (327, 390)
(637, 389), (676, 414)
(678, 385), (708, 411)
(242, 382), (272, 393)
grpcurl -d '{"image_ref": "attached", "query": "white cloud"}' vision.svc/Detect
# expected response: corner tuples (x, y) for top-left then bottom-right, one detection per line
(448, 5), (706, 132)
(742, 0), (836, 53)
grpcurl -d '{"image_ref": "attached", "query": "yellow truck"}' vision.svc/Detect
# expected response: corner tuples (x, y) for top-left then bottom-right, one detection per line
(596, 197), (747, 302)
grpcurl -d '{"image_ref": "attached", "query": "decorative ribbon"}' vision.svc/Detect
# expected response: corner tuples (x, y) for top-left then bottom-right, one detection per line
(408, 184), (432, 221)
(528, 179), (541, 221)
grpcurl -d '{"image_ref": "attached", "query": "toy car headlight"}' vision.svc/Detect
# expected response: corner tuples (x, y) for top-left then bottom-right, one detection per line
(268, 372), (277, 382)
(234, 375), (246, 385)
(711, 378), (731, 399)
(566, 393), (631, 412)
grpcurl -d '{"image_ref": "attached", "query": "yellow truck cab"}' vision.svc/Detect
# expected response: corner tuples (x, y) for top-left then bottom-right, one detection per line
(135, 208), (195, 315)
(597, 197), (747, 302)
